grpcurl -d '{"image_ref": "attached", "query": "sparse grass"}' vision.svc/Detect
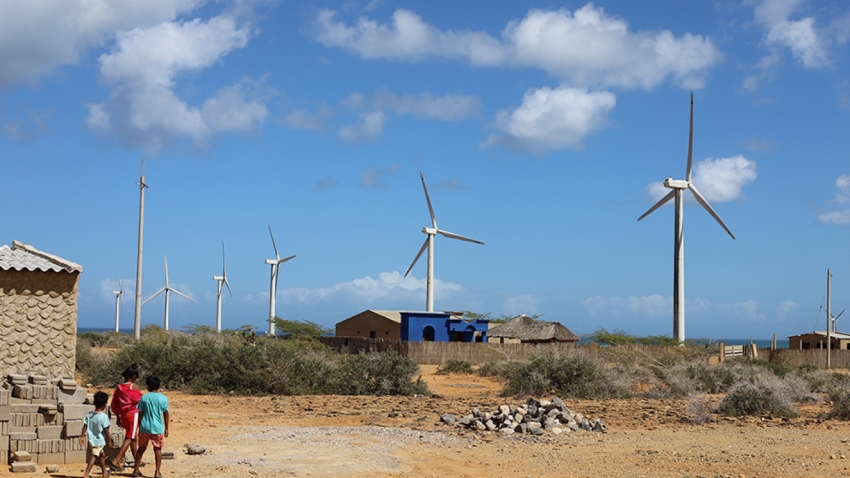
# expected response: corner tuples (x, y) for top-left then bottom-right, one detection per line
(499, 352), (630, 399)
(716, 373), (799, 418)
(436, 359), (474, 375)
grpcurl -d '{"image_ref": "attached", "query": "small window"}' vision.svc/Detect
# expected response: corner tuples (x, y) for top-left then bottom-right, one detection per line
(369, 331), (376, 339)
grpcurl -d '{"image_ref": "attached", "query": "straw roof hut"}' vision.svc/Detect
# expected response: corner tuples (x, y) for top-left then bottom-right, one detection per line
(487, 315), (579, 344)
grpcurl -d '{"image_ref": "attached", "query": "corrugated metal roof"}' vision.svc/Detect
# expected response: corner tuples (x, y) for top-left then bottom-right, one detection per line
(0, 240), (82, 273)
(789, 331), (850, 340)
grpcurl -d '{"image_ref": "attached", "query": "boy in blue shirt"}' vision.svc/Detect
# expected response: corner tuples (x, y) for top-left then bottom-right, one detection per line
(80, 391), (114, 478)
(132, 376), (169, 478)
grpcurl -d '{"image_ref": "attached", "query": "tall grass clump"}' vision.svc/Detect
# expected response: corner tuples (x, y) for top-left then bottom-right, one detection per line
(716, 373), (800, 418)
(499, 352), (630, 399)
(436, 360), (473, 375)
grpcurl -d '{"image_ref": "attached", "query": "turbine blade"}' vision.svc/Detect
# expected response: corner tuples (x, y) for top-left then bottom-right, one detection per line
(836, 309), (845, 320)
(268, 225), (280, 260)
(278, 255), (296, 264)
(224, 277), (233, 297)
(164, 256), (169, 286)
(404, 237), (429, 277)
(688, 184), (736, 239)
(437, 229), (484, 245)
(637, 189), (676, 221)
(221, 241), (227, 277)
(141, 288), (166, 305)
(274, 263), (280, 295)
(420, 172), (437, 229)
(686, 92), (694, 182)
(171, 289), (196, 302)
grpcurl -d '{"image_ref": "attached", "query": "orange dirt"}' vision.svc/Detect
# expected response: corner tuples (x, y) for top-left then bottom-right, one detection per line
(6, 365), (850, 477)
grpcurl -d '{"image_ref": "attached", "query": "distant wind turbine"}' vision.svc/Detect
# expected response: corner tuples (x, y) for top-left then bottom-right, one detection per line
(113, 280), (123, 333)
(637, 93), (735, 344)
(213, 241), (232, 333)
(265, 226), (296, 336)
(142, 256), (195, 331)
(404, 172), (483, 312)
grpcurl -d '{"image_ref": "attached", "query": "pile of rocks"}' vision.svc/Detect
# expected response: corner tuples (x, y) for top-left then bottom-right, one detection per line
(1, 374), (125, 467)
(440, 397), (606, 436)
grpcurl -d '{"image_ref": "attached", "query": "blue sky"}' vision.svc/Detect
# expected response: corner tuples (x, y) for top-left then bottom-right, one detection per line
(1, 0), (849, 339)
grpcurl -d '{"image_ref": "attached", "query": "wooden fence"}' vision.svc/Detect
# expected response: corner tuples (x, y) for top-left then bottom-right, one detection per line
(758, 348), (850, 369)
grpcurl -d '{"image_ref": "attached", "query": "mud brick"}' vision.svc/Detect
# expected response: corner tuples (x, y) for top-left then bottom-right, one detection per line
(11, 450), (31, 462)
(9, 397), (30, 404)
(57, 387), (87, 405)
(37, 439), (63, 454)
(11, 439), (38, 453)
(0, 420), (9, 434)
(28, 376), (48, 386)
(0, 388), (9, 406)
(37, 452), (64, 464)
(12, 385), (33, 400)
(9, 431), (37, 441)
(0, 404), (10, 421)
(63, 420), (84, 438)
(38, 404), (57, 415)
(7, 374), (27, 386)
(161, 450), (175, 460)
(11, 413), (38, 427)
(39, 411), (63, 427)
(58, 379), (77, 390)
(58, 404), (94, 421)
(65, 449), (87, 464)
(10, 461), (37, 473)
(10, 404), (39, 414)
(64, 437), (85, 452)
(0, 435), (9, 451)
(37, 426), (63, 440)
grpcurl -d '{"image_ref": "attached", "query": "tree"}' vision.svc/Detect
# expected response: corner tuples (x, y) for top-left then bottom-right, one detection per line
(271, 317), (332, 337)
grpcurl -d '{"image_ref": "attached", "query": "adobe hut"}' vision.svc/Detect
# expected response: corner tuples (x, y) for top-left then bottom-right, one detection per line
(788, 331), (850, 350)
(0, 240), (82, 379)
(487, 314), (579, 344)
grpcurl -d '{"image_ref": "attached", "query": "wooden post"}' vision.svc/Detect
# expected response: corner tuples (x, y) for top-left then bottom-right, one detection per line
(719, 342), (725, 363)
(750, 339), (758, 359)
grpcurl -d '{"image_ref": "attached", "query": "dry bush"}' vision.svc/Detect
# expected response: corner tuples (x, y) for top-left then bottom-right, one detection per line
(436, 359), (474, 375)
(716, 372), (799, 418)
(687, 396), (714, 424)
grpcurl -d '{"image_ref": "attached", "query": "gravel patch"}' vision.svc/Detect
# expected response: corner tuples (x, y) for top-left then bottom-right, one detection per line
(233, 425), (463, 447)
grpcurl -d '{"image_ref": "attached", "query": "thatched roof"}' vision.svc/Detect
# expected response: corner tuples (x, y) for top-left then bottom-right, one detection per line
(487, 315), (579, 343)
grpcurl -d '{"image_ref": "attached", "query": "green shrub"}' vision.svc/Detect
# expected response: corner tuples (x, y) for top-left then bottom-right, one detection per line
(501, 353), (629, 399)
(436, 360), (473, 375)
(716, 374), (799, 418)
(829, 388), (850, 419)
(477, 360), (511, 377)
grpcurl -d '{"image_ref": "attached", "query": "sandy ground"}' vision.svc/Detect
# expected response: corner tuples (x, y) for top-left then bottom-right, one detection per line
(6, 366), (850, 477)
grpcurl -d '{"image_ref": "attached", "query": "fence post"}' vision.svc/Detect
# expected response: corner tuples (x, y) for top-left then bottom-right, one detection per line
(719, 342), (725, 363)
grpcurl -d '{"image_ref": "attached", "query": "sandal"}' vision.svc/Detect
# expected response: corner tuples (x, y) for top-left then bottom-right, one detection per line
(106, 458), (123, 472)
(130, 472), (143, 477)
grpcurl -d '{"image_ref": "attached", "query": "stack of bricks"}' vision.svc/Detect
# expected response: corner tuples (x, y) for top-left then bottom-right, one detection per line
(0, 373), (127, 466)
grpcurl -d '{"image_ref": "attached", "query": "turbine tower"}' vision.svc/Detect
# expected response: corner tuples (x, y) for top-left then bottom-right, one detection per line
(265, 226), (295, 336)
(133, 158), (148, 341)
(637, 93), (735, 344)
(142, 256), (195, 330)
(113, 280), (123, 332)
(404, 172), (484, 312)
(213, 241), (232, 332)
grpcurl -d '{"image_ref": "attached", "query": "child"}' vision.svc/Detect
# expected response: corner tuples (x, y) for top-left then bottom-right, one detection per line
(108, 364), (143, 471)
(133, 376), (169, 478)
(80, 391), (114, 478)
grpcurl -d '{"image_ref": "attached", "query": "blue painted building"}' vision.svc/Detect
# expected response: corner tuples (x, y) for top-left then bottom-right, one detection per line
(400, 311), (489, 342)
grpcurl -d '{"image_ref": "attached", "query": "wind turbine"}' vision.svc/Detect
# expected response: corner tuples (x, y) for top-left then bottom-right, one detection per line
(213, 241), (232, 333)
(265, 226), (295, 336)
(113, 280), (123, 332)
(832, 310), (845, 333)
(142, 256), (195, 330)
(404, 172), (484, 312)
(637, 93), (735, 344)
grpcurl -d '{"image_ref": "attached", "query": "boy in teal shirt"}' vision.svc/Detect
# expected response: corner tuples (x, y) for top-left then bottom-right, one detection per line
(80, 391), (113, 478)
(133, 376), (169, 478)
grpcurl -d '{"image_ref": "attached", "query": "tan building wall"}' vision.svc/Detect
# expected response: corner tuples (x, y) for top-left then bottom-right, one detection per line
(789, 334), (850, 350)
(487, 336), (520, 344)
(0, 269), (79, 379)
(336, 311), (400, 339)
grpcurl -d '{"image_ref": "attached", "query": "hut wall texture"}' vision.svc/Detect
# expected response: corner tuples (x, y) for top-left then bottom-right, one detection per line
(0, 269), (79, 379)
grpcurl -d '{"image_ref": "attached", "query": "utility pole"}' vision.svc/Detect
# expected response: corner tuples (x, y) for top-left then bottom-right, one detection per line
(134, 159), (148, 341)
(827, 268), (832, 370)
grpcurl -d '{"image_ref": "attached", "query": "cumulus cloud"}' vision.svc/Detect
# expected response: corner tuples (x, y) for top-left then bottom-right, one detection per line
(337, 89), (481, 142)
(645, 155), (757, 204)
(0, 1), (202, 89)
(481, 86), (615, 155)
(312, 4), (722, 90)
(818, 174), (850, 225)
(751, 0), (833, 69)
(278, 271), (461, 305)
(283, 103), (334, 131)
(86, 14), (270, 154)
(361, 164), (401, 189)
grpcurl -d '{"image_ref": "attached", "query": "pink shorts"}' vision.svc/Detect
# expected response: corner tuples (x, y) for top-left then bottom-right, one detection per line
(139, 433), (164, 449)
(120, 410), (140, 440)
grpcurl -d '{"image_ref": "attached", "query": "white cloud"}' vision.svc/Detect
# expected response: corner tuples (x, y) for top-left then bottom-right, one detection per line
(818, 174), (850, 224)
(646, 155), (757, 204)
(481, 86), (615, 155)
(283, 103), (334, 131)
(87, 14), (269, 154)
(312, 4), (722, 90)
(278, 271), (461, 306)
(340, 110), (387, 143)
(502, 295), (541, 316)
(752, 0), (831, 69)
(361, 164), (400, 189)
(0, 1), (202, 89)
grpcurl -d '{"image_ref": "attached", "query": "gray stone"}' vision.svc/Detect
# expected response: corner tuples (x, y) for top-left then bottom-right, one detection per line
(12, 450), (32, 462)
(484, 419), (496, 431)
(58, 404), (94, 421)
(579, 418), (591, 431)
(37, 425), (63, 440)
(527, 422), (542, 430)
(500, 427), (514, 436)
(592, 419), (606, 432)
(458, 415), (473, 427)
(185, 443), (207, 455)
(9, 431), (38, 441)
(10, 461), (37, 473)
(530, 427), (544, 436)
(471, 408), (482, 418)
(45, 465), (60, 473)
(63, 420), (84, 438)
(567, 420), (579, 432)
(440, 413), (456, 426)
(57, 387), (87, 405)
(161, 451), (175, 460)
(551, 427), (563, 435)
(473, 420), (486, 431)
(515, 423), (527, 434)
(10, 404), (39, 414)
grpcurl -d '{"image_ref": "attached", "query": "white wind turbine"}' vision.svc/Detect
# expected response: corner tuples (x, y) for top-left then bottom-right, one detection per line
(142, 256), (196, 331)
(265, 226), (296, 336)
(213, 241), (232, 333)
(404, 172), (484, 312)
(637, 93), (735, 344)
(113, 280), (123, 332)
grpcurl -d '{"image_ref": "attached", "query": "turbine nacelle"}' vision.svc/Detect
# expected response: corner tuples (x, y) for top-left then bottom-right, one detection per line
(663, 178), (689, 189)
(422, 227), (437, 235)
